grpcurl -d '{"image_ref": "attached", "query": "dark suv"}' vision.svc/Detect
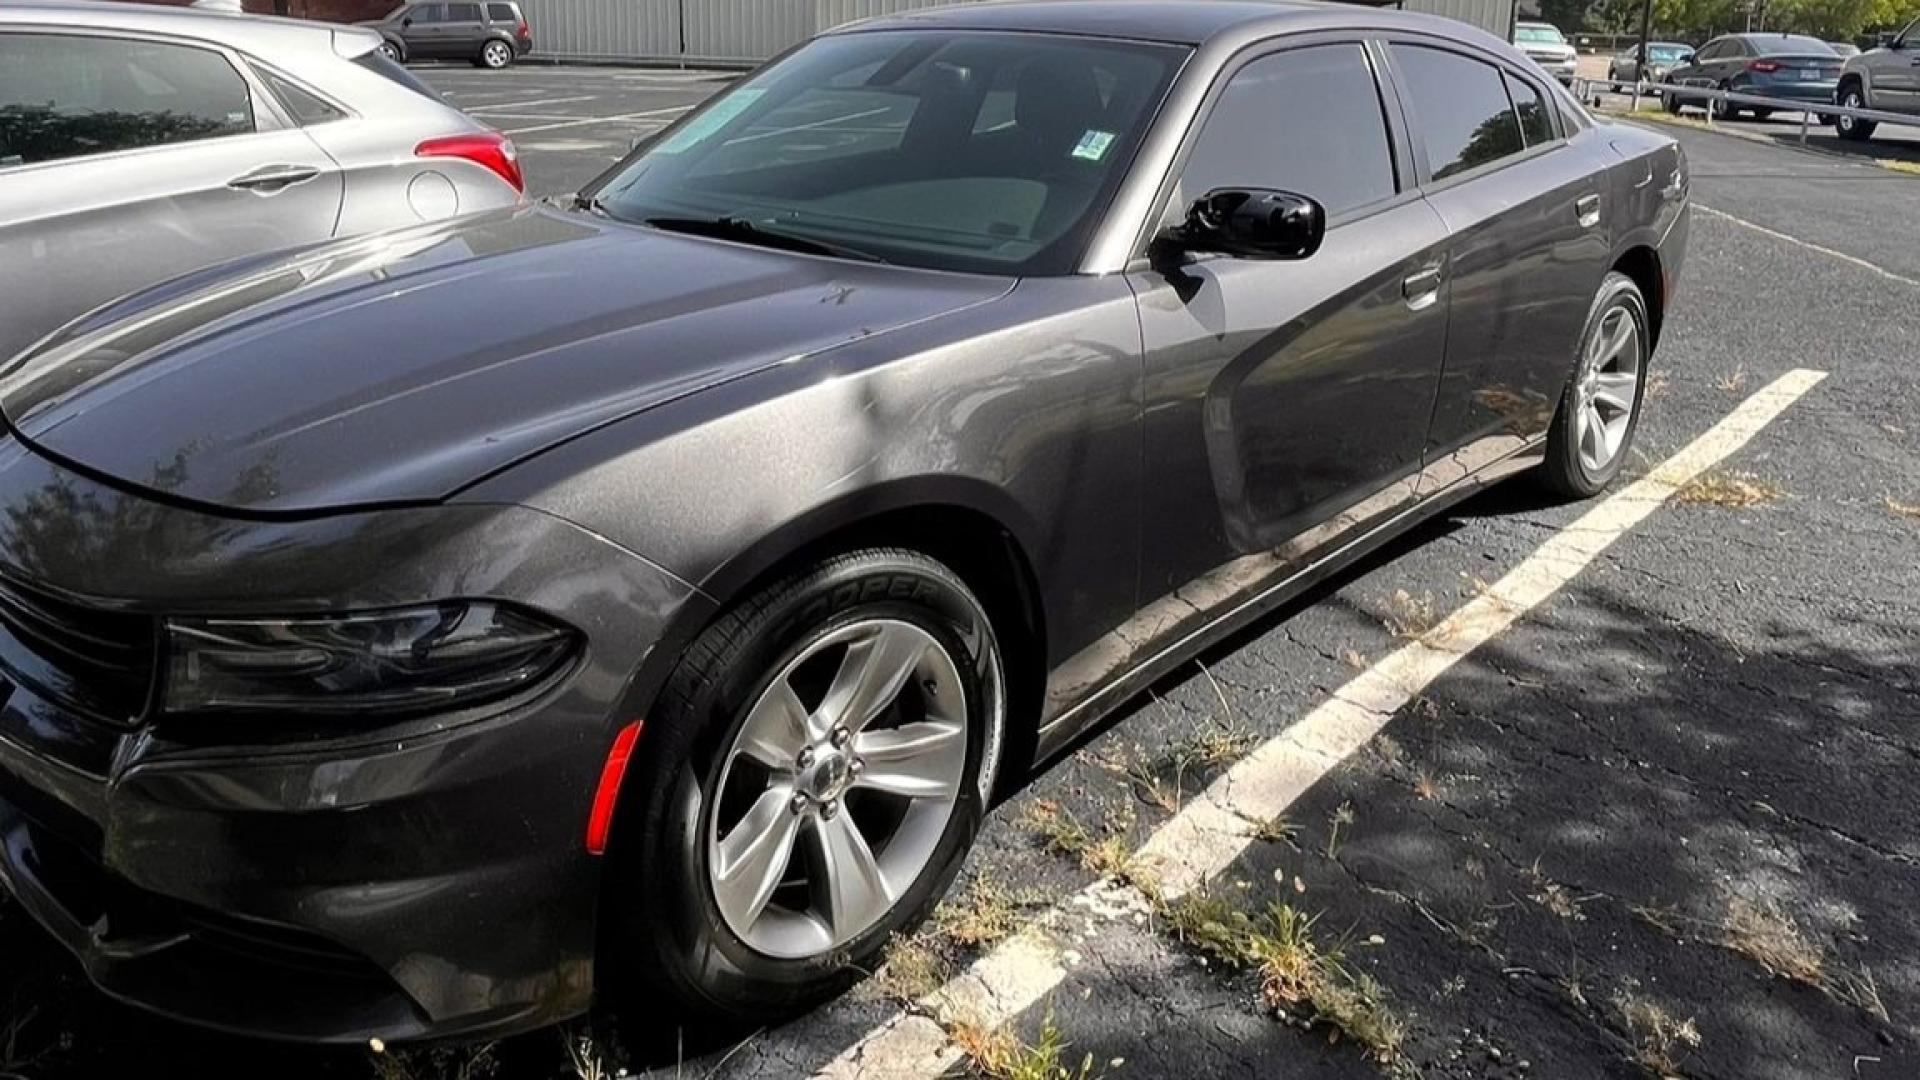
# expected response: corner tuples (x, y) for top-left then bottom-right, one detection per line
(370, 0), (531, 69)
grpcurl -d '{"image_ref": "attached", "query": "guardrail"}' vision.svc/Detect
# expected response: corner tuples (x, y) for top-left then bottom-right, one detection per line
(1571, 76), (1920, 146)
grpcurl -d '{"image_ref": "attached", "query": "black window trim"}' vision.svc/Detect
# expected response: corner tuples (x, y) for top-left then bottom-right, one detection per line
(1126, 29), (1421, 269)
(0, 24), (291, 174)
(1376, 32), (1570, 195)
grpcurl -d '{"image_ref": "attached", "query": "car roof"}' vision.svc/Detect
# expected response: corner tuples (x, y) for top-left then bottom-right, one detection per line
(0, 0), (377, 56)
(835, 0), (1497, 50)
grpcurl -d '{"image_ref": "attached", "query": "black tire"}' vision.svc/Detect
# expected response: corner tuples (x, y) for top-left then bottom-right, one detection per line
(1539, 272), (1651, 499)
(1710, 86), (1741, 121)
(477, 38), (514, 69)
(600, 548), (1005, 1032)
(1663, 82), (1684, 114)
(1835, 85), (1877, 141)
(1751, 107), (1773, 121)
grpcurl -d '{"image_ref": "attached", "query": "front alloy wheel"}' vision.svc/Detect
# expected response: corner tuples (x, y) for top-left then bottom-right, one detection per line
(603, 548), (1004, 1029)
(378, 40), (402, 62)
(708, 619), (968, 957)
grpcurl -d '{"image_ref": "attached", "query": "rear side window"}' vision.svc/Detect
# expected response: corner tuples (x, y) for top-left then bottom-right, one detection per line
(354, 51), (450, 104)
(1506, 73), (1555, 146)
(0, 33), (255, 168)
(263, 70), (345, 126)
(1391, 44), (1524, 181)
(1174, 44), (1397, 220)
(487, 3), (517, 22)
(446, 3), (481, 22)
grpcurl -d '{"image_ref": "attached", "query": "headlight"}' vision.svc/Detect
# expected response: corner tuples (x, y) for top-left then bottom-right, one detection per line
(163, 602), (576, 716)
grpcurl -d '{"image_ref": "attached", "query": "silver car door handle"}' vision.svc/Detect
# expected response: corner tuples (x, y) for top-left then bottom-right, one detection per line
(1576, 193), (1602, 228)
(228, 164), (322, 194)
(1402, 266), (1443, 310)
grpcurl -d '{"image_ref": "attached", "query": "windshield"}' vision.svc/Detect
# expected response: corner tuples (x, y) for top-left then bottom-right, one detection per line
(586, 30), (1186, 275)
(1515, 26), (1566, 44)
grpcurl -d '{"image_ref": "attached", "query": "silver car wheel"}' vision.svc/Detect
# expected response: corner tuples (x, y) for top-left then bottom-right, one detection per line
(483, 40), (512, 68)
(706, 619), (968, 959)
(378, 41), (401, 61)
(1572, 304), (1642, 475)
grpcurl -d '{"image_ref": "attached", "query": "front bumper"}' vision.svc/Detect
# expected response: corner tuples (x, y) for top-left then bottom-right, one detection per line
(0, 439), (702, 1042)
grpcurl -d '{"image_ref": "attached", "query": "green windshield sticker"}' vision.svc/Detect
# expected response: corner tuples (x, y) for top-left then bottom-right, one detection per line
(1071, 129), (1116, 162)
(655, 88), (766, 154)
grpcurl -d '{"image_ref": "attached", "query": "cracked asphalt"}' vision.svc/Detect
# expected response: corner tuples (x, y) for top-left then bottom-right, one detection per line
(1, 66), (1916, 1080)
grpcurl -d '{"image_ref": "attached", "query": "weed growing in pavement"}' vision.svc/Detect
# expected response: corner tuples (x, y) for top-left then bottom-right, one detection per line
(1876, 157), (1920, 176)
(1714, 368), (1747, 393)
(1675, 469), (1783, 508)
(1154, 890), (1408, 1071)
(936, 878), (1032, 949)
(951, 1007), (1099, 1080)
(1383, 588), (1440, 640)
(1325, 801), (1357, 859)
(1613, 991), (1701, 1077)
(1722, 896), (1824, 985)
(1021, 800), (1133, 877)
(371, 1041), (501, 1080)
(1526, 861), (1589, 922)
(561, 1029), (611, 1080)
(875, 930), (954, 1003)
(1882, 494), (1920, 521)
(1645, 370), (1671, 397)
(1412, 772), (1440, 801)
(1253, 815), (1300, 844)
(1341, 648), (1369, 670)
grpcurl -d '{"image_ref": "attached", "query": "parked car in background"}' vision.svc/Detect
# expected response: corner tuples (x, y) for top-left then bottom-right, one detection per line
(1827, 41), (1861, 57)
(1513, 21), (1578, 83)
(1662, 33), (1842, 120)
(1835, 16), (1920, 140)
(1609, 40), (1695, 87)
(0, 1), (525, 364)
(0, 0), (1686, 1043)
(368, 0), (532, 69)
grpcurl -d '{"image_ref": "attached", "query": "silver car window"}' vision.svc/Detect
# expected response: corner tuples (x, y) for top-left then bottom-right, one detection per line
(0, 33), (256, 169)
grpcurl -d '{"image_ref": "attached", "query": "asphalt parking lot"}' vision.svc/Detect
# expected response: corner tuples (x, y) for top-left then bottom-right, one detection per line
(2, 62), (1918, 1080)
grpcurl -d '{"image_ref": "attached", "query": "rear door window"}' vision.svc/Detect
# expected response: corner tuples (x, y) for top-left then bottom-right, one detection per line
(1505, 72), (1556, 147)
(1390, 44), (1525, 181)
(1174, 43), (1398, 220)
(446, 3), (481, 23)
(0, 32), (256, 168)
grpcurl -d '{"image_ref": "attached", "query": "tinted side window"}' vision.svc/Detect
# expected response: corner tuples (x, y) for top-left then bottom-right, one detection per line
(1391, 45), (1523, 181)
(0, 33), (255, 168)
(1175, 44), (1397, 220)
(411, 5), (443, 23)
(263, 71), (345, 125)
(487, 3), (516, 21)
(446, 3), (481, 22)
(1506, 73), (1555, 147)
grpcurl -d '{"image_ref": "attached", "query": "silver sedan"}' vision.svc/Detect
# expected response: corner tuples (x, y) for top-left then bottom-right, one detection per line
(0, 0), (525, 362)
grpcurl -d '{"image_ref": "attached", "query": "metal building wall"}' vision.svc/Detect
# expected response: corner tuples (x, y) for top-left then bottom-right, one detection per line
(516, 0), (1513, 66)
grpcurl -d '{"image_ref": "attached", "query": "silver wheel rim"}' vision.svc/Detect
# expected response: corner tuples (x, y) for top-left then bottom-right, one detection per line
(1841, 93), (1860, 130)
(380, 43), (399, 59)
(706, 619), (968, 959)
(1573, 303), (1642, 475)
(485, 41), (510, 66)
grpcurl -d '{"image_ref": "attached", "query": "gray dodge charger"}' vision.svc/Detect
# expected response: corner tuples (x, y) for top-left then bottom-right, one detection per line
(0, 0), (1686, 1044)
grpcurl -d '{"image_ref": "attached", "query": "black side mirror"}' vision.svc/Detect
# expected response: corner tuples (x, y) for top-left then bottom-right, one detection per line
(402, 16), (413, 26)
(1160, 188), (1326, 262)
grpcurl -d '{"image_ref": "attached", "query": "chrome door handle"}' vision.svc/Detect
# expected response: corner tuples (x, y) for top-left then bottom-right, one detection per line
(227, 164), (321, 193)
(1576, 193), (1602, 228)
(1401, 266), (1443, 311)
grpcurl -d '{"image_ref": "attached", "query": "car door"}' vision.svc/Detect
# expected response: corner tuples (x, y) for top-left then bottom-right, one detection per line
(1871, 18), (1920, 112)
(1676, 37), (1727, 89)
(1382, 40), (1611, 487)
(399, 3), (444, 58)
(441, 2), (485, 61)
(0, 30), (344, 362)
(1127, 38), (1451, 626)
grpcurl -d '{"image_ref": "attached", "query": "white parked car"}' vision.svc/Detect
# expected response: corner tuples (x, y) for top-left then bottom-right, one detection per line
(1514, 21), (1579, 84)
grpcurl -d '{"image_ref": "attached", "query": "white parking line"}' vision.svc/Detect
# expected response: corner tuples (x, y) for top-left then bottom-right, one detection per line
(816, 368), (1830, 1078)
(502, 105), (693, 135)
(1694, 203), (1920, 289)
(466, 94), (599, 112)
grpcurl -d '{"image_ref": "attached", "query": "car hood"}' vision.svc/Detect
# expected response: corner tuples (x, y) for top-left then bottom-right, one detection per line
(0, 206), (1013, 516)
